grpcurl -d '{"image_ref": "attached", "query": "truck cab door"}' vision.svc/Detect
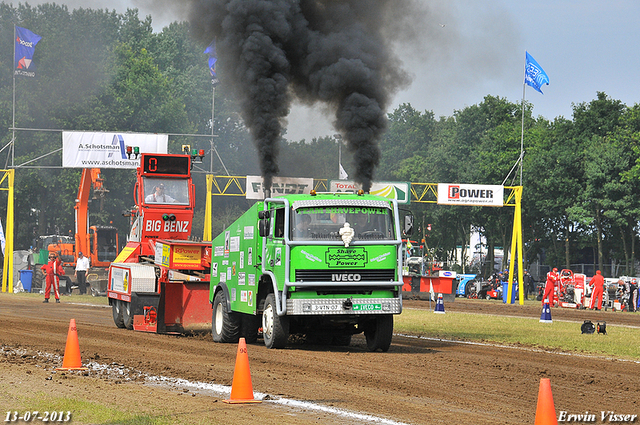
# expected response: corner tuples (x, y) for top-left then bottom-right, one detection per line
(264, 204), (286, 291)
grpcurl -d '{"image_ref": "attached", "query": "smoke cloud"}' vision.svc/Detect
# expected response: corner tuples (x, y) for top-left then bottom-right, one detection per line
(188, 0), (414, 191)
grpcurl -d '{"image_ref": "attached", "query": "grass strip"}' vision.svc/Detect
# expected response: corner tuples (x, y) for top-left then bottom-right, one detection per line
(395, 309), (640, 360)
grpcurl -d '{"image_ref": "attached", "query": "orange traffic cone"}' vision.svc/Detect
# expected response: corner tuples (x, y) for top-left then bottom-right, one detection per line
(56, 319), (88, 371)
(223, 338), (261, 404)
(534, 378), (558, 425)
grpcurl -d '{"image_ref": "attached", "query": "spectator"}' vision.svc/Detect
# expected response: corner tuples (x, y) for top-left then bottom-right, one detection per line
(629, 279), (638, 313)
(523, 270), (534, 300)
(74, 251), (90, 295)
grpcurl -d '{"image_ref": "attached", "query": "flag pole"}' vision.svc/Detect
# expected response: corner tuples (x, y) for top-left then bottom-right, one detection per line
(214, 84), (217, 174)
(11, 24), (16, 169)
(520, 52), (526, 186)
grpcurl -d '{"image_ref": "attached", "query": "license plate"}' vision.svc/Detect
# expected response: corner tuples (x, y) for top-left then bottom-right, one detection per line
(311, 304), (341, 312)
(352, 303), (382, 311)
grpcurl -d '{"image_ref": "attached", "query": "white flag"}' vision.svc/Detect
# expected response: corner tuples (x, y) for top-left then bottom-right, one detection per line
(0, 218), (5, 255)
(339, 163), (348, 180)
(429, 279), (435, 301)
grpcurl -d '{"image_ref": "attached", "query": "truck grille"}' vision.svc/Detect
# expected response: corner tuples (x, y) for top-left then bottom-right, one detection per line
(295, 269), (396, 282)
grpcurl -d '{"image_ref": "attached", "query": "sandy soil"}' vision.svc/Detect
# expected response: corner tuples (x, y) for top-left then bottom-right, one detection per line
(1, 293), (639, 424)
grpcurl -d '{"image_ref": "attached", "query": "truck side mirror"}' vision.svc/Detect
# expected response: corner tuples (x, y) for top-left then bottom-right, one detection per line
(404, 216), (414, 236)
(258, 219), (270, 237)
(258, 210), (270, 219)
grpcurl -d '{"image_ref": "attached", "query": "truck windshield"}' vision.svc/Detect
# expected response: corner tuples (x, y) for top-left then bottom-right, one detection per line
(143, 177), (189, 205)
(290, 206), (395, 241)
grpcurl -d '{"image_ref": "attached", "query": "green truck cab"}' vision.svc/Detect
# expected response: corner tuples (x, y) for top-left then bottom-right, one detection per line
(209, 191), (404, 351)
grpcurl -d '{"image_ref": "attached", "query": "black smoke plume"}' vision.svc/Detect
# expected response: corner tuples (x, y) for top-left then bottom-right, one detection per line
(188, 0), (411, 191)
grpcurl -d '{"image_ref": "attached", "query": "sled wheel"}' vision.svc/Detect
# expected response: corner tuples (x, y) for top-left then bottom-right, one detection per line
(112, 300), (125, 328)
(465, 281), (475, 297)
(364, 315), (394, 352)
(262, 293), (289, 349)
(122, 301), (134, 330)
(211, 290), (240, 343)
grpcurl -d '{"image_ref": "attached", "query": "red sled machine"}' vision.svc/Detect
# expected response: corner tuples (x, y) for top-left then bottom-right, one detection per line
(556, 269), (589, 309)
(107, 151), (211, 333)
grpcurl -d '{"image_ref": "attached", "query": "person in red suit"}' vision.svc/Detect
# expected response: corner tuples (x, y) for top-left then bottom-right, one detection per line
(542, 268), (559, 306)
(589, 270), (605, 310)
(41, 253), (64, 303)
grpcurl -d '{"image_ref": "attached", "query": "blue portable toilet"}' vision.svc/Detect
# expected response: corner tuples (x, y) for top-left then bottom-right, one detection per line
(19, 269), (33, 292)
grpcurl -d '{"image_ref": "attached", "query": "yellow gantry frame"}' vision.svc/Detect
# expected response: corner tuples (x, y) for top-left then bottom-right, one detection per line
(203, 178), (525, 305)
(0, 170), (15, 293)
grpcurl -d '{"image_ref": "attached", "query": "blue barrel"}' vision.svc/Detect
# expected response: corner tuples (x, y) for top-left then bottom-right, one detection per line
(19, 269), (33, 293)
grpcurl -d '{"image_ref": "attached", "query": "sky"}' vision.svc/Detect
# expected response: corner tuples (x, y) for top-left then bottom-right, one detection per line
(24, 0), (640, 141)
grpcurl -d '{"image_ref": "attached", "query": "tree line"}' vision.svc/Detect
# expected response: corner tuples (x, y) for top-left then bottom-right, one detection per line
(1, 3), (639, 277)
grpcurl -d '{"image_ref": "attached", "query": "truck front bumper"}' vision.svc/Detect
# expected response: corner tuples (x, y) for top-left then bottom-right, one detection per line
(286, 297), (402, 315)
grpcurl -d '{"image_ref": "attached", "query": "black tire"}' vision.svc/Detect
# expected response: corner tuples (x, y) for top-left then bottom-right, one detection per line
(211, 290), (240, 343)
(241, 313), (260, 344)
(465, 281), (475, 297)
(112, 300), (125, 328)
(364, 315), (393, 352)
(262, 293), (289, 349)
(122, 301), (134, 330)
(34, 268), (45, 292)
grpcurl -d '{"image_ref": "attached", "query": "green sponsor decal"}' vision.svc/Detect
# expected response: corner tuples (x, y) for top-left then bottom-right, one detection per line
(326, 247), (367, 268)
(352, 303), (382, 311)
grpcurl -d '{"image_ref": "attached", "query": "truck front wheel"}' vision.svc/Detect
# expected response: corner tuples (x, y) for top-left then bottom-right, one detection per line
(364, 315), (393, 352)
(112, 300), (125, 328)
(262, 294), (289, 349)
(212, 291), (240, 343)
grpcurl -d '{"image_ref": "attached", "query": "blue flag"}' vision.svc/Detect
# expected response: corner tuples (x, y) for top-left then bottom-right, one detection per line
(204, 40), (219, 86)
(524, 51), (549, 94)
(15, 26), (42, 78)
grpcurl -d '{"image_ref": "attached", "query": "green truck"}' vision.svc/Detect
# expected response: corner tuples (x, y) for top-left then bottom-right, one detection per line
(210, 191), (408, 351)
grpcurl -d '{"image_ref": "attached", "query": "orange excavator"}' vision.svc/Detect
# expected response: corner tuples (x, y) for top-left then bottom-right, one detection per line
(40, 169), (119, 295)
(74, 168), (119, 269)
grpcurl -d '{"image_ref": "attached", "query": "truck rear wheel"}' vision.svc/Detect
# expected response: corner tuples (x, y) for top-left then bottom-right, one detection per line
(364, 315), (393, 352)
(112, 300), (125, 328)
(262, 294), (289, 349)
(212, 291), (240, 343)
(122, 301), (134, 330)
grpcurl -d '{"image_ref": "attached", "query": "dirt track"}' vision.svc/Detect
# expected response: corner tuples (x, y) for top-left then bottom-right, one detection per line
(1, 293), (639, 424)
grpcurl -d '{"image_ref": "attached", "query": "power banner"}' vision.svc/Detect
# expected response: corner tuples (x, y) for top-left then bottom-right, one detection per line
(437, 183), (503, 207)
(62, 131), (168, 169)
(329, 180), (411, 204)
(246, 176), (314, 200)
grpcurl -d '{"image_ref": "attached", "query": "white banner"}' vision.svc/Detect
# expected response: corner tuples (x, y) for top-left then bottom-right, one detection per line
(437, 183), (503, 207)
(246, 176), (314, 200)
(62, 131), (168, 169)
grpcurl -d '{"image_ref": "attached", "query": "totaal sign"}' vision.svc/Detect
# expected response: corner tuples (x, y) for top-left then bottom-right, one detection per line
(329, 180), (411, 204)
